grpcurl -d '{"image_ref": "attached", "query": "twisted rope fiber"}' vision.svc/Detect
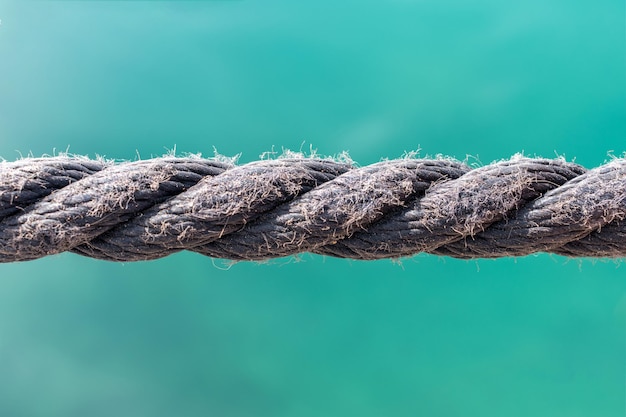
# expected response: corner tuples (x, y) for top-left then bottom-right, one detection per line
(0, 153), (625, 262)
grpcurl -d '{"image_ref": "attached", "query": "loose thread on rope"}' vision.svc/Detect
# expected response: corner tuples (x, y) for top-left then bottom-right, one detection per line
(0, 152), (625, 263)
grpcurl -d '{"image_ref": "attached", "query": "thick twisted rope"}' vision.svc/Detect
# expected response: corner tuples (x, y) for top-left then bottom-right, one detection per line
(0, 153), (624, 263)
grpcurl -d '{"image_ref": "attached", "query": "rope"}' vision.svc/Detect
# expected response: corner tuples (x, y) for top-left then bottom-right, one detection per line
(0, 154), (624, 263)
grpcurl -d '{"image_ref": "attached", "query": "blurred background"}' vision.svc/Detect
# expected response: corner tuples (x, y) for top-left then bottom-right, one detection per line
(0, 1), (624, 416)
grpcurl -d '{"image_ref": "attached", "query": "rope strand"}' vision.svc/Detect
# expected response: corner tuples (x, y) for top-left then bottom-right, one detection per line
(1, 154), (624, 262)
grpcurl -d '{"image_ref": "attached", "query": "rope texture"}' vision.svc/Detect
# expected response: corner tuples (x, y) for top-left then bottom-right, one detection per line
(0, 154), (625, 262)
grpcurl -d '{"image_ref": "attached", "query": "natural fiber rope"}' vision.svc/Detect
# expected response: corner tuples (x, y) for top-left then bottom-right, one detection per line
(0, 153), (625, 262)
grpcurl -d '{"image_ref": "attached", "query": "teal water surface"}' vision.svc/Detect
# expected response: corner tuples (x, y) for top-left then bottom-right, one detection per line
(0, 1), (625, 416)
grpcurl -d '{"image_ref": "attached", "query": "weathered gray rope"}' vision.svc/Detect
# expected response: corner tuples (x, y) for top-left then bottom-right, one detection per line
(0, 154), (624, 262)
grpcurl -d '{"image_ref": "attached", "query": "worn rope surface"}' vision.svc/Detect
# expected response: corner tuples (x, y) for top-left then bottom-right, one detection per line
(0, 154), (625, 262)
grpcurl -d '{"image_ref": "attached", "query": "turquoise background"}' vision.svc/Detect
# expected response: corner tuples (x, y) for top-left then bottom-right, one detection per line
(0, 1), (625, 416)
